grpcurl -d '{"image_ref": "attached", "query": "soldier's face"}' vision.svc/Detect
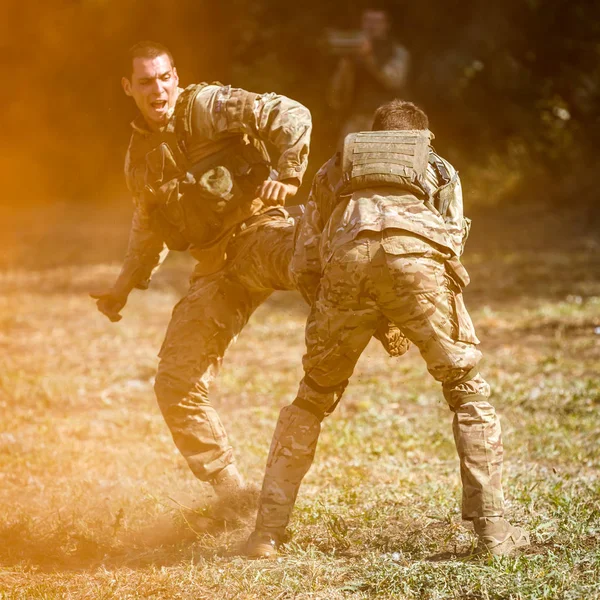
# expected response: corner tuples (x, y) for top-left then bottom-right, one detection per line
(122, 54), (179, 129)
(361, 11), (390, 40)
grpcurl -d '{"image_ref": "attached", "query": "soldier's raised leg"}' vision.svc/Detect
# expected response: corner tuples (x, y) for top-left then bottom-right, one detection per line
(154, 213), (296, 497)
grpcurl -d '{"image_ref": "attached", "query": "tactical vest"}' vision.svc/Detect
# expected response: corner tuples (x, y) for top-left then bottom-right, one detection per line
(428, 151), (471, 256)
(337, 130), (432, 198)
(337, 130), (470, 255)
(127, 83), (271, 251)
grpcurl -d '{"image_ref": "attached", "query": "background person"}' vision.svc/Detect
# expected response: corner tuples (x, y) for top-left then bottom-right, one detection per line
(328, 7), (410, 142)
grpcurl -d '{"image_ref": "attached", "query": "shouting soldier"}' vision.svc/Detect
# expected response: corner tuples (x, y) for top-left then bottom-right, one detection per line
(91, 41), (312, 498)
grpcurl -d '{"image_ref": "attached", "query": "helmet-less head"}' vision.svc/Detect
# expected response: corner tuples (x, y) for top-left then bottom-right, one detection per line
(122, 41), (180, 131)
(361, 8), (391, 41)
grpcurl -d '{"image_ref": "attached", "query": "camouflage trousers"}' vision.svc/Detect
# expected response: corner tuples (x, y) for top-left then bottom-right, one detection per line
(256, 231), (505, 535)
(154, 213), (295, 482)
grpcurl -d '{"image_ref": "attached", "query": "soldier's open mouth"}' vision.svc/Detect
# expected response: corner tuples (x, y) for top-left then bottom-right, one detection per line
(151, 100), (167, 110)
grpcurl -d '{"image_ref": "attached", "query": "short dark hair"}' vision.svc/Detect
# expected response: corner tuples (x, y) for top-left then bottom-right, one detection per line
(126, 41), (175, 77)
(372, 99), (429, 131)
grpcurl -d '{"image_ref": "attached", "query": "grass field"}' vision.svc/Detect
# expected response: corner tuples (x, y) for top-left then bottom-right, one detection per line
(0, 202), (598, 599)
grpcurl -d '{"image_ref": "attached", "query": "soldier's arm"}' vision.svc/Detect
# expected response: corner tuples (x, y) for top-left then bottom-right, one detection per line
(290, 160), (339, 305)
(194, 85), (312, 185)
(428, 154), (469, 257)
(443, 168), (468, 256)
(91, 198), (166, 322)
(114, 198), (168, 296)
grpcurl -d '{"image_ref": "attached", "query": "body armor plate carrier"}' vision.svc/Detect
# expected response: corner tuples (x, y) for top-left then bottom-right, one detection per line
(337, 130), (432, 198)
(140, 83), (271, 251)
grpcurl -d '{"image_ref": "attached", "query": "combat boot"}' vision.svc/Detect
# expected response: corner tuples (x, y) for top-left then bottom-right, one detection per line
(211, 463), (244, 498)
(245, 529), (280, 559)
(473, 517), (530, 556)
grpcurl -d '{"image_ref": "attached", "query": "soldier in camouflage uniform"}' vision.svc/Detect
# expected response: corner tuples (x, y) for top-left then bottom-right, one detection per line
(246, 100), (530, 557)
(91, 41), (312, 496)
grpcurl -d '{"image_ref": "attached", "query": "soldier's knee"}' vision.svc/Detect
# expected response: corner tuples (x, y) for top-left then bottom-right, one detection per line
(454, 399), (498, 423)
(427, 341), (482, 386)
(294, 375), (349, 421)
(443, 369), (491, 412)
(154, 364), (210, 413)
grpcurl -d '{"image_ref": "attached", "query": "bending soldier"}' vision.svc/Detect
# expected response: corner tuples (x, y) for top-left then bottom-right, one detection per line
(91, 41), (312, 497)
(246, 99), (530, 557)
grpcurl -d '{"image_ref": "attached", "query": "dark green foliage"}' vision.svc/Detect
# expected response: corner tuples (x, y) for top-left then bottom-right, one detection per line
(4, 0), (599, 204)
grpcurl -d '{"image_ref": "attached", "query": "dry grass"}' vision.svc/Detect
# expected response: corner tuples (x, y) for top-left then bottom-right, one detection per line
(0, 202), (598, 599)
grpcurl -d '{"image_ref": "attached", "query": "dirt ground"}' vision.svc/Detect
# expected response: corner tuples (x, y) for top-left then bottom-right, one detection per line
(0, 200), (598, 599)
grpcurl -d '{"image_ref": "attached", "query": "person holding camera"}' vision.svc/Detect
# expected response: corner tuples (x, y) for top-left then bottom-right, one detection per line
(328, 7), (410, 142)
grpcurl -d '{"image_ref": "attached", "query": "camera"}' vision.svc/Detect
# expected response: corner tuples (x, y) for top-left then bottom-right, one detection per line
(325, 29), (365, 56)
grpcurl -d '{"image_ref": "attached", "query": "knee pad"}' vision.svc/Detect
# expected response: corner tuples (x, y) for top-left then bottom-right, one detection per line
(443, 368), (491, 411)
(293, 375), (348, 420)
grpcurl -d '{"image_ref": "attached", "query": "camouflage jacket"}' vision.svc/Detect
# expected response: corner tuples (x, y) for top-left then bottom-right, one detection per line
(117, 84), (312, 292)
(291, 148), (464, 301)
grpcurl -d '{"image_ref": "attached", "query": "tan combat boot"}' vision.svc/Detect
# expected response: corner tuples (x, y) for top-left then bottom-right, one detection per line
(474, 517), (530, 556)
(245, 404), (322, 559)
(245, 529), (280, 559)
(211, 464), (244, 498)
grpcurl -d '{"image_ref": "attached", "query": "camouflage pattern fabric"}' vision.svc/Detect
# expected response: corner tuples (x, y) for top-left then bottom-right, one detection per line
(154, 215), (295, 480)
(290, 151), (462, 360)
(113, 83), (311, 482)
(256, 230), (504, 536)
(255, 404), (321, 535)
(119, 84), (312, 291)
(373, 318), (411, 357)
(291, 149), (467, 292)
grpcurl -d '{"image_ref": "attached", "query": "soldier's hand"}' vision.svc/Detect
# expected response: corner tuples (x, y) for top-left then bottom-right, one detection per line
(89, 288), (128, 323)
(257, 179), (299, 205)
(373, 320), (411, 358)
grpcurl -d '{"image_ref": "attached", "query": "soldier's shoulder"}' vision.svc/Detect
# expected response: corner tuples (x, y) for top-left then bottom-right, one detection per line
(316, 153), (342, 189)
(430, 151), (458, 177)
(184, 82), (224, 108)
(189, 82), (254, 120)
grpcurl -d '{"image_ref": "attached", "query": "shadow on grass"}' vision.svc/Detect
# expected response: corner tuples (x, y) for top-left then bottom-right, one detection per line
(425, 549), (477, 562)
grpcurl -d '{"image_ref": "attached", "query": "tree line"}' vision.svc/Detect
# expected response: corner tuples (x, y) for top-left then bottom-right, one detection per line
(5, 0), (599, 206)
